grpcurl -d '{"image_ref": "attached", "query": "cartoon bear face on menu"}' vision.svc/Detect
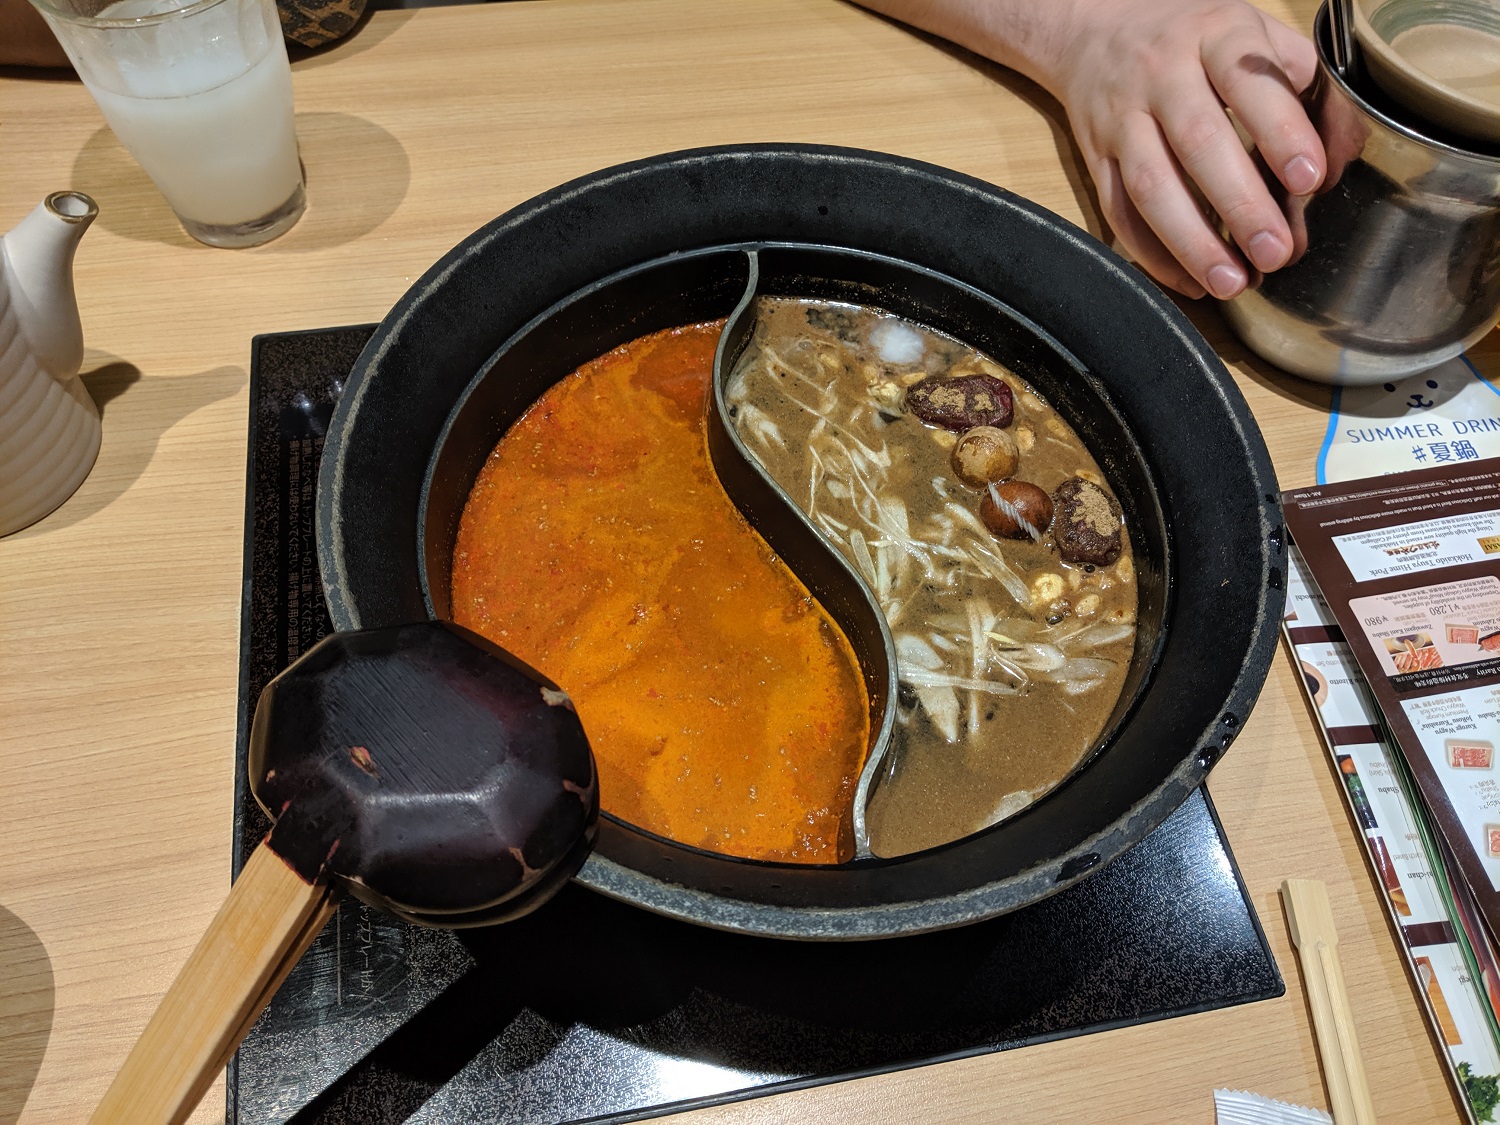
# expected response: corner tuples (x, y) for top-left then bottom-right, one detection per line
(1321, 358), (1500, 485)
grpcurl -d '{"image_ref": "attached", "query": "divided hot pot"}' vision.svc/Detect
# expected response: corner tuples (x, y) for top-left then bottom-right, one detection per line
(316, 144), (1285, 939)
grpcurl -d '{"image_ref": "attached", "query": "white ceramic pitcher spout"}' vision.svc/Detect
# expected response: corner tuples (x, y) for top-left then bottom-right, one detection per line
(0, 191), (101, 537)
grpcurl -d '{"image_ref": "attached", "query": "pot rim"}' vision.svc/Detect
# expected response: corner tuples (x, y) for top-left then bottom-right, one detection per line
(317, 144), (1285, 939)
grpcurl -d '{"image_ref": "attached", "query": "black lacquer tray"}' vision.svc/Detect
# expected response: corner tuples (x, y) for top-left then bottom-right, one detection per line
(227, 325), (1282, 1125)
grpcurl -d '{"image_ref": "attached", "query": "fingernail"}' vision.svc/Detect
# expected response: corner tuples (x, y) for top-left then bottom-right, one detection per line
(1207, 264), (1245, 300)
(1247, 230), (1287, 273)
(1283, 154), (1320, 195)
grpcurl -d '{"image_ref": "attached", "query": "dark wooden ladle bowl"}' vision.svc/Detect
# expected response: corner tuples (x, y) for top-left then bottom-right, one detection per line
(91, 621), (598, 1124)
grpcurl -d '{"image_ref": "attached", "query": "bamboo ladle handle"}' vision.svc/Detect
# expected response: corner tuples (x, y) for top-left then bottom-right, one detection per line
(91, 842), (338, 1124)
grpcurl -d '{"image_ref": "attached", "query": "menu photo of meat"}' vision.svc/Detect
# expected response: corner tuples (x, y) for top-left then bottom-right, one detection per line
(1451, 739), (1496, 770)
(1285, 460), (1500, 950)
(1388, 632), (1443, 673)
(1351, 576), (1500, 687)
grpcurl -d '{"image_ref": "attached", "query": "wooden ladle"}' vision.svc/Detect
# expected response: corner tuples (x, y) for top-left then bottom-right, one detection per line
(91, 620), (598, 1124)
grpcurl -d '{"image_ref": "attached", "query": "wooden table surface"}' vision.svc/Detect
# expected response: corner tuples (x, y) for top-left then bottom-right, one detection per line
(0, 0), (1483, 1120)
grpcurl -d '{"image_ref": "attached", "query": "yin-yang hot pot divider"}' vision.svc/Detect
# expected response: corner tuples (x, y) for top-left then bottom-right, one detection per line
(322, 145), (1285, 940)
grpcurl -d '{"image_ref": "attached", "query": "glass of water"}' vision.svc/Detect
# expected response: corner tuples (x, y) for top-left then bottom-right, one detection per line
(30, 0), (305, 248)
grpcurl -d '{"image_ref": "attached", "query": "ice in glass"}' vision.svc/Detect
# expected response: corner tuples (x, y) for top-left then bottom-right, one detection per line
(32, 0), (305, 248)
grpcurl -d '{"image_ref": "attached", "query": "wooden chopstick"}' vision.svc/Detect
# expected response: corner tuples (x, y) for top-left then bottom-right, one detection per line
(1282, 878), (1378, 1125)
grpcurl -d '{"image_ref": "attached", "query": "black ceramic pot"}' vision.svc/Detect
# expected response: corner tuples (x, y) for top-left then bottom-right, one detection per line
(317, 145), (1284, 940)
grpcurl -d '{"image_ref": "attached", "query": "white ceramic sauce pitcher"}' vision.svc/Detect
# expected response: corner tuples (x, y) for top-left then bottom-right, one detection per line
(0, 191), (100, 536)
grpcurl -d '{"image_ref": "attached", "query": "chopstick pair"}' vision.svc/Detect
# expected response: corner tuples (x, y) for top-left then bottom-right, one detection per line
(1281, 878), (1378, 1125)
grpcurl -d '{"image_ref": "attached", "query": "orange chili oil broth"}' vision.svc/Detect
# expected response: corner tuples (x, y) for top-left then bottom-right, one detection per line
(451, 322), (870, 863)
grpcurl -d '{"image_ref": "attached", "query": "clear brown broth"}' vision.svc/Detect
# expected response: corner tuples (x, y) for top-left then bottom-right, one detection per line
(727, 299), (1138, 856)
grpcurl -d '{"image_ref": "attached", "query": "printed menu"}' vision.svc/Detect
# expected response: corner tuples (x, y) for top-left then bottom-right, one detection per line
(1286, 550), (1500, 1124)
(1284, 461), (1500, 950)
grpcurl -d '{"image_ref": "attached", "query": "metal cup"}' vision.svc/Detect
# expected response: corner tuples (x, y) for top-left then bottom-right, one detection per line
(1220, 2), (1500, 385)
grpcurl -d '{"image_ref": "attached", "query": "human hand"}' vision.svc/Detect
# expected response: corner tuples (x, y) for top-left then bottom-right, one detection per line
(857, 0), (1327, 300)
(1036, 0), (1325, 299)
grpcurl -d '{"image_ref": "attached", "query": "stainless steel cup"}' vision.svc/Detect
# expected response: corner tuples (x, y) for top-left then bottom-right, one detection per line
(1221, 3), (1500, 385)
